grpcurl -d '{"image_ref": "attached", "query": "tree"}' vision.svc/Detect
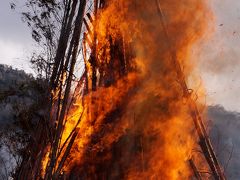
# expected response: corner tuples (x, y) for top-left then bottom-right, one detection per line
(12, 0), (62, 79)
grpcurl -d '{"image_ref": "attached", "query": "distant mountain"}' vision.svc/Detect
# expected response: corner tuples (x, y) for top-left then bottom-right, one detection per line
(0, 64), (33, 91)
(0, 64), (35, 126)
(208, 105), (240, 180)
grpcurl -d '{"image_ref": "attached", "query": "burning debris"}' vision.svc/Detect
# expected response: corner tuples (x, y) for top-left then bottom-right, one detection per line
(15, 0), (225, 179)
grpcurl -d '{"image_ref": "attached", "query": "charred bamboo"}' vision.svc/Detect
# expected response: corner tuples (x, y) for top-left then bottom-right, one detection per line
(50, 0), (78, 90)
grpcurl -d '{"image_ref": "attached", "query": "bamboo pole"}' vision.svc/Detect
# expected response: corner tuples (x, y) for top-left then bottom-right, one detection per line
(189, 159), (202, 180)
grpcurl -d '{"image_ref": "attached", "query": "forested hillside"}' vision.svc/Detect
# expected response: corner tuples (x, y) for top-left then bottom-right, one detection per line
(0, 64), (46, 178)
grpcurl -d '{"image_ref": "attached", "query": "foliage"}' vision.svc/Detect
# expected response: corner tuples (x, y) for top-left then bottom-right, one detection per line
(0, 65), (48, 178)
(11, 0), (63, 79)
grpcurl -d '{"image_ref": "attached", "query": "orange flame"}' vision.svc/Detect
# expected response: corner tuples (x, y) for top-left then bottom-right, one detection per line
(42, 0), (213, 179)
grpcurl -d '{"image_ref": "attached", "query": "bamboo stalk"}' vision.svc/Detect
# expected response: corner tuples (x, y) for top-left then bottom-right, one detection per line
(50, 0), (78, 90)
(189, 158), (202, 180)
(53, 128), (79, 178)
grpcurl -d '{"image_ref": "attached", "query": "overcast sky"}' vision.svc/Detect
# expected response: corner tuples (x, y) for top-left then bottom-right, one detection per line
(0, 0), (240, 112)
(197, 0), (240, 112)
(0, 0), (34, 72)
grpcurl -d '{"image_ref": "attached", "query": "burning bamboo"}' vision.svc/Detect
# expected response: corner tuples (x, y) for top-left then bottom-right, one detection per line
(47, 0), (86, 178)
(15, 0), (226, 179)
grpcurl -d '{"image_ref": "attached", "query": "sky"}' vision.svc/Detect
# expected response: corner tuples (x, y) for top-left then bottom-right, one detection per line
(197, 0), (240, 112)
(0, 0), (240, 112)
(0, 0), (34, 73)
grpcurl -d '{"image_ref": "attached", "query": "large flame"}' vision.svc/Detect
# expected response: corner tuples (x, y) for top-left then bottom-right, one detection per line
(42, 0), (213, 179)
